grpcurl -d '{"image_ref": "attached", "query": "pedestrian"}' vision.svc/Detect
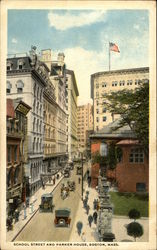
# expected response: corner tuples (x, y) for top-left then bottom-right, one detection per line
(23, 203), (27, 219)
(93, 211), (98, 224)
(14, 209), (19, 223)
(96, 201), (100, 211)
(81, 232), (86, 242)
(78, 177), (81, 184)
(86, 205), (90, 215)
(88, 215), (93, 227)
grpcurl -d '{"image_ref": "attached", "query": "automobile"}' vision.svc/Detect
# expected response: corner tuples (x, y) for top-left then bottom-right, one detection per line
(39, 193), (54, 212)
(54, 208), (71, 227)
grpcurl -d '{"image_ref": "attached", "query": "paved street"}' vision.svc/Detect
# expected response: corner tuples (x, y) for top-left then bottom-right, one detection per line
(15, 163), (88, 241)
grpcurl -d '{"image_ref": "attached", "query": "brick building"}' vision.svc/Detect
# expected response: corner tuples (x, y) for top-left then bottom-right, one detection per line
(90, 119), (149, 192)
(7, 98), (31, 216)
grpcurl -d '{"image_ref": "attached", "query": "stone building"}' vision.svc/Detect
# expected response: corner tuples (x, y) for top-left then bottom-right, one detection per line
(91, 67), (149, 131)
(66, 69), (79, 161)
(7, 98), (31, 216)
(7, 46), (49, 195)
(77, 103), (93, 153)
(40, 50), (68, 167)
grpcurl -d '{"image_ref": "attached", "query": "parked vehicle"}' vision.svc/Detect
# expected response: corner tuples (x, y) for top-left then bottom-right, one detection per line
(39, 193), (54, 212)
(54, 208), (71, 227)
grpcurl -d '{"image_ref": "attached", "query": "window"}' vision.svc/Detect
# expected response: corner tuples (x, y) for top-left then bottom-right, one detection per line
(14, 167), (19, 184)
(7, 169), (12, 187)
(7, 145), (11, 163)
(7, 81), (12, 94)
(102, 107), (106, 113)
(102, 116), (107, 122)
(14, 145), (18, 162)
(136, 183), (146, 192)
(16, 80), (24, 93)
(102, 82), (107, 87)
(129, 148), (144, 163)
(17, 59), (25, 70)
(96, 92), (99, 98)
(96, 109), (99, 114)
(7, 61), (13, 71)
(127, 80), (133, 85)
(96, 117), (99, 122)
(100, 143), (108, 156)
(96, 83), (99, 88)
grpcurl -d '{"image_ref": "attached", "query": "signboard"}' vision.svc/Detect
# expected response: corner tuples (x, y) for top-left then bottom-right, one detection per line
(9, 199), (13, 203)
(16, 103), (30, 115)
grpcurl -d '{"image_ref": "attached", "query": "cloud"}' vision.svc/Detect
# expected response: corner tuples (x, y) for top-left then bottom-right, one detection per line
(11, 38), (18, 44)
(48, 10), (106, 30)
(62, 47), (106, 105)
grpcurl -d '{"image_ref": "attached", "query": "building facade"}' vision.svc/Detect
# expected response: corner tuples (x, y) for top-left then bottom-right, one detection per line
(40, 50), (68, 167)
(90, 120), (149, 192)
(77, 103), (93, 153)
(7, 98), (31, 216)
(66, 69), (79, 161)
(91, 67), (149, 131)
(7, 46), (49, 195)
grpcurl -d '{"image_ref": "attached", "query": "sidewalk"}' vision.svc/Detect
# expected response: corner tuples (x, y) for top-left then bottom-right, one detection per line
(7, 173), (64, 242)
(69, 183), (149, 242)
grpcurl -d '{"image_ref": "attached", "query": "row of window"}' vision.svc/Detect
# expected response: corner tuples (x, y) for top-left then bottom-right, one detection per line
(96, 116), (107, 122)
(7, 80), (24, 94)
(7, 59), (26, 71)
(95, 79), (148, 89)
(96, 108), (106, 114)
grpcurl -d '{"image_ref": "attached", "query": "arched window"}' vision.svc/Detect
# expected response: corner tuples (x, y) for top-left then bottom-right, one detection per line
(7, 61), (13, 71)
(17, 59), (25, 70)
(16, 80), (24, 93)
(7, 81), (12, 94)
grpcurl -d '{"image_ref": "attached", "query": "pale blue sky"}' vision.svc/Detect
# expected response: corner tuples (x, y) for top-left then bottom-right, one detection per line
(8, 9), (149, 104)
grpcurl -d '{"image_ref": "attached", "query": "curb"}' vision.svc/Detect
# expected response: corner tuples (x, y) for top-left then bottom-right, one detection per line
(11, 175), (64, 242)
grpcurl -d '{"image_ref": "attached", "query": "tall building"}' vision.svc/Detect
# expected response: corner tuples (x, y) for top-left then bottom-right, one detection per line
(77, 103), (93, 153)
(40, 50), (68, 167)
(91, 67), (149, 131)
(7, 46), (49, 195)
(66, 69), (79, 161)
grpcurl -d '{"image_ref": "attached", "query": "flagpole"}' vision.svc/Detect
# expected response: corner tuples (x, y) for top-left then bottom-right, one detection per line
(109, 42), (111, 71)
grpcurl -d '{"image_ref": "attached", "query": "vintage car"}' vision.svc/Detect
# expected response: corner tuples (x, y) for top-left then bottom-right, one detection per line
(76, 165), (82, 175)
(54, 208), (71, 227)
(39, 193), (54, 212)
(67, 181), (76, 191)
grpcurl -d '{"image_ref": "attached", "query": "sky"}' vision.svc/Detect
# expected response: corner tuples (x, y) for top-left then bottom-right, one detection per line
(8, 9), (149, 105)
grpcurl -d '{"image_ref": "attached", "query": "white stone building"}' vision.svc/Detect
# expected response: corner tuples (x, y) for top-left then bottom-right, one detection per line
(7, 47), (49, 195)
(91, 67), (149, 131)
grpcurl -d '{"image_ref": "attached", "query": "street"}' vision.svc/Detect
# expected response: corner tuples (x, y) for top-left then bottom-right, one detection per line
(15, 163), (88, 241)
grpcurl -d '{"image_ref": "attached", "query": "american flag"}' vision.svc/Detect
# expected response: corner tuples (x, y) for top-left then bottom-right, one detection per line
(109, 42), (120, 53)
